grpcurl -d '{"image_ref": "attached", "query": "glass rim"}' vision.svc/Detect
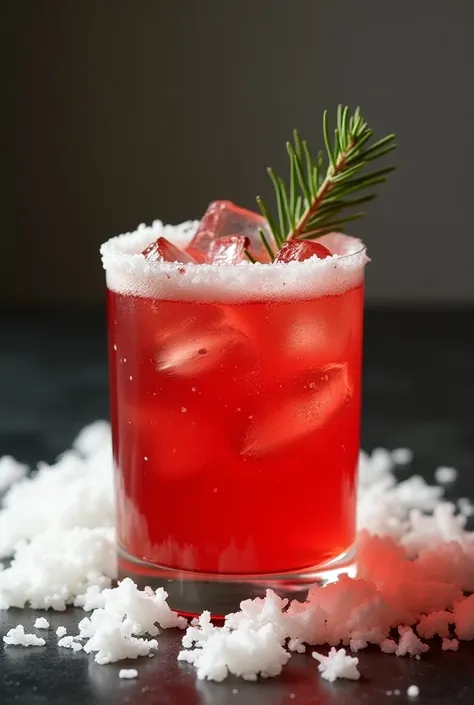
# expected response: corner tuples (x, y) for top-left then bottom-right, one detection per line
(101, 228), (367, 271)
(101, 226), (368, 303)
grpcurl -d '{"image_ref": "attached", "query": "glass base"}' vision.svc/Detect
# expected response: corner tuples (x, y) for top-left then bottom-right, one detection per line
(118, 544), (357, 617)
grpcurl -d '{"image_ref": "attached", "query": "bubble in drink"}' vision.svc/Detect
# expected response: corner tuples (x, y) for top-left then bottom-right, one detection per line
(186, 200), (275, 263)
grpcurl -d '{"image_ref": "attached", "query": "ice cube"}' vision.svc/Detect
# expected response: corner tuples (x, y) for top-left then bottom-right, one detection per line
(274, 240), (332, 263)
(142, 237), (196, 263)
(286, 301), (352, 366)
(242, 364), (352, 456)
(155, 318), (248, 377)
(207, 235), (250, 265)
(222, 293), (354, 381)
(187, 200), (275, 263)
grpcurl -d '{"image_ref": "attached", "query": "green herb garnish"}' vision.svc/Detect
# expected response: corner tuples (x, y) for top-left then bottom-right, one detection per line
(255, 105), (396, 260)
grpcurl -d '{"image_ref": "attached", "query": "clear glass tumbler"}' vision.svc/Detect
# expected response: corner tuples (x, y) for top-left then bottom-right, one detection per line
(102, 225), (367, 616)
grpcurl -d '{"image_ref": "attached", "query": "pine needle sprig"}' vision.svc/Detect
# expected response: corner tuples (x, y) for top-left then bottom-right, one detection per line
(256, 106), (396, 256)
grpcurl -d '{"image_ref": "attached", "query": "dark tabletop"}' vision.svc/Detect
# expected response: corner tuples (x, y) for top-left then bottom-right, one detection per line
(1, 306), (474, 705)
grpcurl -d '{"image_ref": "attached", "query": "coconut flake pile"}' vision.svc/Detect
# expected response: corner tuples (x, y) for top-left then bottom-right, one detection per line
(1, 423), (474, 684)
(0, 456), (27, 493)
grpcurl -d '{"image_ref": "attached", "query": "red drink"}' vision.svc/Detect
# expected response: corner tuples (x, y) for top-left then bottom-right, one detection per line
(103, 226), (367, 615)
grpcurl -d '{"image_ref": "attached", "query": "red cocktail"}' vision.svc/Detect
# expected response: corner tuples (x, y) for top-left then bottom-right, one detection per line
(102, 220), (367, 616)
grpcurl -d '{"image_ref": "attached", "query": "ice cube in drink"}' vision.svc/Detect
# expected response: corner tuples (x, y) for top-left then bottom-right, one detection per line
(187, 200), (275, 263)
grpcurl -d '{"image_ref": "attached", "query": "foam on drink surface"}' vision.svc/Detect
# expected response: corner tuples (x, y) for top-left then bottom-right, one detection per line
(101, 221), (367, 303)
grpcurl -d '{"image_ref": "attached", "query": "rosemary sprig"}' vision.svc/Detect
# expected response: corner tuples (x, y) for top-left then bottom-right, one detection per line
(256, 106), (396, 257)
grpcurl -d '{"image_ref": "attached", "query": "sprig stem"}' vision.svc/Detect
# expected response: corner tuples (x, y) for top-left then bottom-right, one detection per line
(256, 106), (396, 257)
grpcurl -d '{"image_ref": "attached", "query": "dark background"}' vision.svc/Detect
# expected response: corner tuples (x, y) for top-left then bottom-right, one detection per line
(3, 0), (474, 306)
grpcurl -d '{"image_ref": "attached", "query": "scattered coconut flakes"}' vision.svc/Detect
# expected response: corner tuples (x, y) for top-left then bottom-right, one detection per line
(119, 668), (138, 679)
(73, 420), (112, 458)
(58, 635), (82, 652)
(0, 422), (116, 611)
(380, 638), (398, 654)
(288, 637), (306, 653)
(34, 617), (49, 629)
(458, 498), (474, 518)
(402, 504), (470, 558)
(0, 456), (28, 493)
(441, 637), (459, 651)
(178, 610), (290, 682)
(74, 584), (107, 611)
(81, 614), (158, 665)
(416, 610), (452, 638)
(3, 625), (45, 647)
(2, 423), (474, 681)
(395, 627), (429, 658)
(0, 434), (114, 560)
(453, 593), (474, 640)
(72, 577), (185, 664)
(435, 467), (458, 485)
(178, 624), (290, 682)
(349, 636), (369, 652)
(312, 647), (360, 682)
(391, 448), (413, 465)
(407, 684), (420, 697)
(78, 577), (187, 637)
(0, 526), (116, 610)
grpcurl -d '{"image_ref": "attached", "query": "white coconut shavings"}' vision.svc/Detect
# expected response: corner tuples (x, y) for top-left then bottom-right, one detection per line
(435, 466), (458, 484)
(458, 497), (474, 517)
(380, 638), (398, 654)
(58, 635), (83, 652)
(395, 627), (430, 657)
(79, 611), (158, 665)
(0, 428), (114, 560)
(119, 668), (138, 679)
(34, 616), (49, 629)
(101, 226), (367, 303)
(391, 448), (413, 465)
(0, 456), (27, 493)
(0, 422), (116, 610)
(407, 684), (420, 698)
(73, 420), (112, 458)
(441, 637), (459, 651)
(74, 577), (186, 664)
(416, 610), (452, 638)
(3, 625), (45, 647)
(0, 526), (116, 610)
(1, 423), (474, 684)
(312, 647), (360, 682)
(177, 610), (291, 682)
(453, 594), (474, 640)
